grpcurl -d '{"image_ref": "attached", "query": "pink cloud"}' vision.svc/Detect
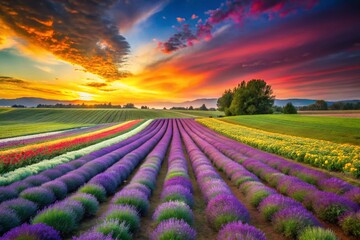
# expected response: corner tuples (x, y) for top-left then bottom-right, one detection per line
(176, 17), (186, 23)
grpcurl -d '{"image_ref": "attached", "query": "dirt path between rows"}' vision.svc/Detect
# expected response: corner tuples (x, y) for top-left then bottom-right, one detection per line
(184, 143), (218, 240)
(69, 158), (146, 239)
(134, 151), (169, 240)
(216, 169), (286, 240)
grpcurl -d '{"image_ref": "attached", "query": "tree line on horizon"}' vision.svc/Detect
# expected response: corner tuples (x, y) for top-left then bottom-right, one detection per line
(217, 79), (360, 116)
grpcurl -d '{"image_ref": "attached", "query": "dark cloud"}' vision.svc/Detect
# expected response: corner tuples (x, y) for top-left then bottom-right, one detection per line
(0, 76), (65, 95)
(159, 0), (318, 53)
(85, 82), (108, 88)
(84, 81), (118, 92)
(0, 0), (133, 81)
(0, 76), (25, 84)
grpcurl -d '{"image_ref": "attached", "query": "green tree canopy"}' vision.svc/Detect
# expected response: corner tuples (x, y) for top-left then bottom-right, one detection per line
(283, 102), (297, 114)
(223, 79), (274, 116)
(217, 89), (233, 112)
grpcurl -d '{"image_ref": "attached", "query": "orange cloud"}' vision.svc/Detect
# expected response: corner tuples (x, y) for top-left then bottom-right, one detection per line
(0, 1), (131, 81)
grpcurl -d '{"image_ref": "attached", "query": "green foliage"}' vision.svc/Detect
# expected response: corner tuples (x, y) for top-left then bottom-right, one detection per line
(95, 220), (132, 240)
(339, 212), (360, 237)
(199, 104), (208, 111)
(78, 184), (107, 202)
(70, 194), (99, 216)
(299, 100), (328, 110)
(283, 103), (297, 114)
(114, 197), (149, 214)
(298, 227), (337, 240)
(217, 89), (234, 112)
(221, 114), (360, 146)
(32, 209), (77, 234)
(219, 79), (275, 116)
(105, 210), (140, 232)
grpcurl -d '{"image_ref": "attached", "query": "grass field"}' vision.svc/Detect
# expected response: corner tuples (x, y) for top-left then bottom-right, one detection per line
(0, 122), (91, 139)
(0, 108), (222, 138)
(220, 114), (360, 145)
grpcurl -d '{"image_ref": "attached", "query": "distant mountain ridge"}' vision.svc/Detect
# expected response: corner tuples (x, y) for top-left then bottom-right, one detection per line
(0, 97), (359, 108)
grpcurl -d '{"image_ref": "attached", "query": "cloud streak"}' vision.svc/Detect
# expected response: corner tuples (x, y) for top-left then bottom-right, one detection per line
(0, 0), (132, 81)
(159, 0), (318, 53)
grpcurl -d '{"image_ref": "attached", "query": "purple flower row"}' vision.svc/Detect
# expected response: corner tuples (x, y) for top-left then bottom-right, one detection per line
(195, 119), (359, 199)
(182, 119), (329, 238)
(74, 119), (172, 239)
(185, 119), (357, 237)
(178, 120), (267, 240)
(152, 120), (196, 240)
(0, 123), (117, 150)
(0, 120), (160, 204)
(0, 120), (167, 236)
(196, 119), (359, 212)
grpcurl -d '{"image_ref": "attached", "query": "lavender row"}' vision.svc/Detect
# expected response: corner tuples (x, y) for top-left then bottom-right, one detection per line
(182, 119), (337, 239)
(186, 119), (359, 237)
(178, 120), (267, 240)
(189, 120), (360, 206)
(0, 120), (152, 186)
(0, 123), (117, 150)
(74, 119), (172, 240)
(0, 120), (166, 235)
(192, 121), (360, 207)
(0, 120), (159, 204)
(151, 120), (196, 240)
(196, 119), (359, 197)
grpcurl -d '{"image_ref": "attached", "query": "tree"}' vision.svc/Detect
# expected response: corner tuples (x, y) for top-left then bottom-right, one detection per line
(283, 102), (297, 114)
(217, 89), (233, 112)
(199, 104), (208, 111)
(228, 79), (275, 115)
(188, 106), (194, 110)
(313, 100), (328, 110)
(123, 103), (135, 108)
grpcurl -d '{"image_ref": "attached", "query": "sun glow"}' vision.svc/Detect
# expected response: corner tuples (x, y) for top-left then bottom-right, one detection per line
(78, 92), (94, 101)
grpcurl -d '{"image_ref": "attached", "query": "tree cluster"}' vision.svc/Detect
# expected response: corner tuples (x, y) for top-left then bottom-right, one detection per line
(299, 100), (328, 111)
(169, 104), (213, 111)
(217, 79), (275, 116)
(37, 103), (121, 108)
(329, 102), (360, 110)
(11, 104), (26, 108)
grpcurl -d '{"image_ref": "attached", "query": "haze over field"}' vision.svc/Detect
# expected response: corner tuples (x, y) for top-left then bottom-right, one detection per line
(0, 0), (359, 104)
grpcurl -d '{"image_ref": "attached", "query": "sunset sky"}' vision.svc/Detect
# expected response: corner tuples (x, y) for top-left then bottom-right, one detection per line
(0, 0), (359, 104)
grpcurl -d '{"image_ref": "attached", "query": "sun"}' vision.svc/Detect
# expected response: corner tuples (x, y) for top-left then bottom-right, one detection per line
(78, 92), (94, 101)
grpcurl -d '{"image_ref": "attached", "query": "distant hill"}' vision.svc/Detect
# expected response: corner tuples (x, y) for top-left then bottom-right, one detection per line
(0, 97), (359, 108)
(0, 97), (95, 108)
(274, 99), (360, 107)
(147, 98), (218, 109)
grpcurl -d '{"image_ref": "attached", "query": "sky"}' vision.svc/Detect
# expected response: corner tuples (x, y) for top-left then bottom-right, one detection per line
(0, 0), (359, 105)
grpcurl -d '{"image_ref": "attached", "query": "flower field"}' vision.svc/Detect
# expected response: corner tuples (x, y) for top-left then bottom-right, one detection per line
(198, 118), (360, 178)
(0, 118), (359, 240)
(0, 120), (143, 173)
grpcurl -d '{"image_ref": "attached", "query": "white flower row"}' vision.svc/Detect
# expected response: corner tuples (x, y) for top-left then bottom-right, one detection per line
(0, 120), (152, 185)
(0, 127), (90, 143)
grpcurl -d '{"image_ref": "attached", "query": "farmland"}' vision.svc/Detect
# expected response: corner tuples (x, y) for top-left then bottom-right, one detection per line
(0, 118), (359, 240)
(219, 114), (360, 145)
(0, 108), (222, 139)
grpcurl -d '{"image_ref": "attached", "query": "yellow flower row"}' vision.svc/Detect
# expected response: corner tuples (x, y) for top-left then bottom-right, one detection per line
(197, 118), (360, 178)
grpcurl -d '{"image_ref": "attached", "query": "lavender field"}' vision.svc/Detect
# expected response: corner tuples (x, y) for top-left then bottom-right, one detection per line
(0, 119), (359, 240)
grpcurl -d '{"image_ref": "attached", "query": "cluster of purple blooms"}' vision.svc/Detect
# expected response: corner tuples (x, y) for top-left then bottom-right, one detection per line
(75, 120), (172, 239)
(187, 119), (359, 236)
(0, 120), (166, 236)
(182, 119), (338, 239)
(179, 120), (267, 239)
(151, 120), (196, 240)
